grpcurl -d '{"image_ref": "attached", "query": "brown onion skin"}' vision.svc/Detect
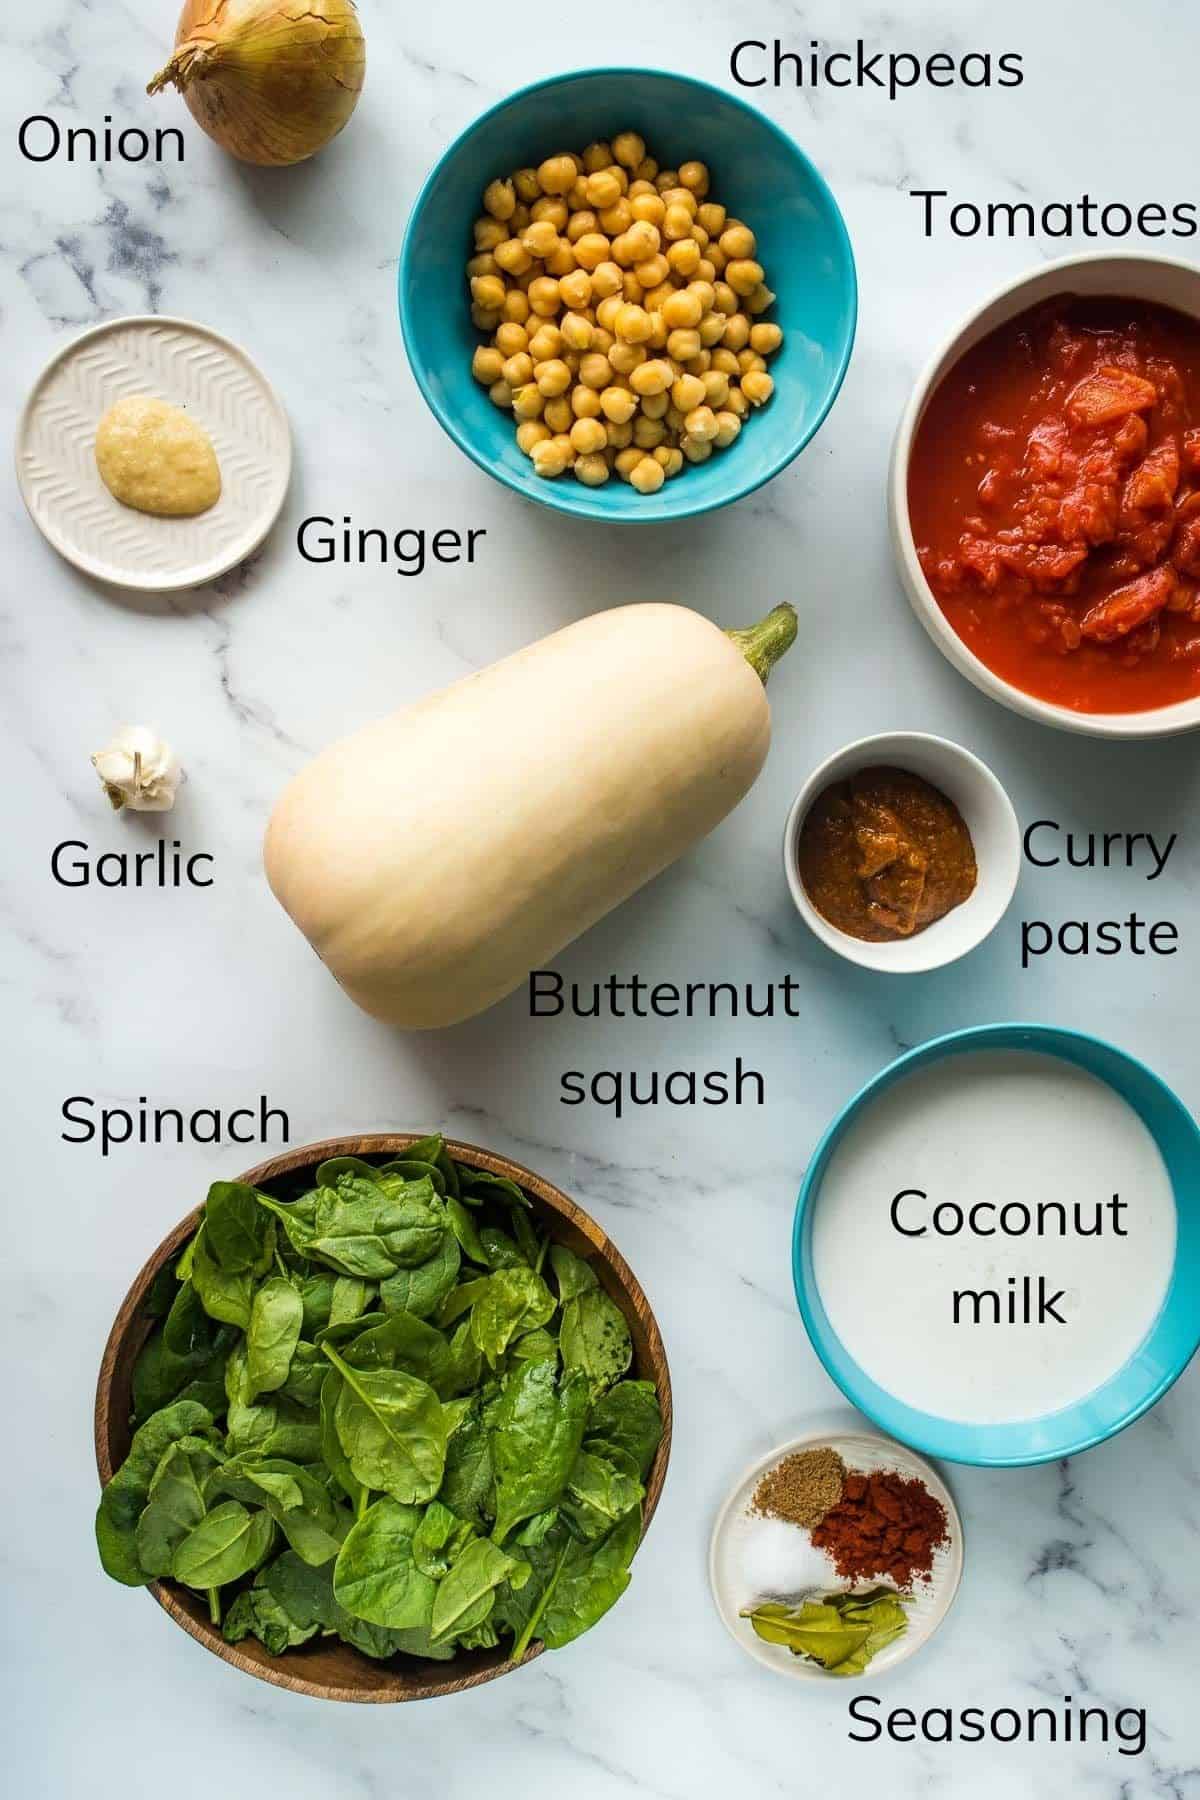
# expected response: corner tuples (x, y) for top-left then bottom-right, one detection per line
(157, 0), (366, 167)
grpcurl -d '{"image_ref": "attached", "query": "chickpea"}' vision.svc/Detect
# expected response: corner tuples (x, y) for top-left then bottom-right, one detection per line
(528, 275), (562, 317)
(723, 313), (750, 352)
(746, 284), (776, 316)
(666, 238), (701, 278)
(629, 357), (673, 396)
(511, 203), (532, 233)
(726, 386), (749, 419)
(654, 445), (684, 477)
(634, 156), (658, 183)
(516, 419), (551, 454)
(471, 345), (504, 385)
(686, 350), (712, 375)
(495, 237), (533, 277)
(609, 340), (647, 376)
(522, 219), (559, 259)
(667, 327), (702, 362)
(537, 154), (578, 196)
(470, 274), (506, 313)
(571, 382), (603, 418)
(706, 244), (727, 276)
(640, 389), (670, 419)
(725, 258), (764, 297)
(614, 446), (643, 480)
(626, 454), (663, 494)
(619, 270), (641, 302)
(484, 177), (516, 220)
(719, 223), (756, 260)
(495, 321), (529, 357)
(573, 232), (612, 272)
(592, 326), (615, 354)
(535, 358), (571, 397)
(613, 130), (646, 169)
(600, 386), (638, 424)
(671, 371), (706, 413)
(649, 313), (670, 350)
(750, 321), (783, 355)
(598, 199), (633, 236)
(528, 324), (563, 363)
(510, 382), (545, 420)
(544, 396), (574, 434)
(624, 220), (661, 264)
(560, 311), (594, 352)
(531, 437), (570, 477)
(585, 169), (623, 210)
(712, 281), (738, 316)
(471, 304), (502, 332)
(546, 242), (578, 278)
(579, 351), (614, 390)
(502, 351), (534, 387)
(582, 140), (613, 172)
(679, 159), (710, 196)
(635, 253), (671, 291)
(568, 415), (608, 456)
(503, 289), (531, 324)
(531, 196), (569, 230)
(680, 434), (712, 463)
(633, 414), (665, 449)
(473, 215), (507, 252)
(695, 258), (717, 285)
(661, 288), (702, 330)
(567, 176), (591, 212)
(698, 370), (728, 410)
(590, 260), (624, 298)
(615, 302), (653, 343)
(661, 186), (698, 217)
(631, 192), (666, 227)
(662, 203), (695, 242)
(488, 377), (514, 409)
(562, 349), (581, 375)
(641, 281), (675, 314)
(713, 410), (741, 448)
(697, 201), (726, 236)
(567, 210), (598, 242)
(574, 451), (610, 486)
(466, 252), (498, 278)
(558, 268), (592, 310)
(741, 369), (775, 406)
(654, 168), (679, 192)
(737, 348), (767, 376)
(514, 167), (541, 202)
(698, 310), (727, 348)
(595, 294), (623, 333)
(685, 404), (719, 442)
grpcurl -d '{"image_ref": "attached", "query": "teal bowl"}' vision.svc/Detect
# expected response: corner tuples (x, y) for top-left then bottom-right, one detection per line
(399, 68), (857, 522)
(793, 1024), (1200, 1467)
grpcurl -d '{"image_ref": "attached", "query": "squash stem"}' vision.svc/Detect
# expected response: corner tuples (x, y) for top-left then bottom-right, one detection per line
(726, 603), (798, 685)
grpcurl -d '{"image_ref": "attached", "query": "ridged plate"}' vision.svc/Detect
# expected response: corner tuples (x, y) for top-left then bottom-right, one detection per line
(16, 316), (292, 592)
(709, 1428), (964, 1682)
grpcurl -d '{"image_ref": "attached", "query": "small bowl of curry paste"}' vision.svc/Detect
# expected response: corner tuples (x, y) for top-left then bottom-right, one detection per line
(783, 732), (1020, 972)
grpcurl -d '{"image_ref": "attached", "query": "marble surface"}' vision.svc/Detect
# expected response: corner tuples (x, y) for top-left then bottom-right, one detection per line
(4, 2), (1199, 1795)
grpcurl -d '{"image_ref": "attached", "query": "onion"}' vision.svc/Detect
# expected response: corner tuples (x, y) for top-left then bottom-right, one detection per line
(148, 0), (366, 167)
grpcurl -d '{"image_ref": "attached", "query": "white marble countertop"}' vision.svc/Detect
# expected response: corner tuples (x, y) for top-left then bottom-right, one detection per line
(4, 2), (1199, 1795)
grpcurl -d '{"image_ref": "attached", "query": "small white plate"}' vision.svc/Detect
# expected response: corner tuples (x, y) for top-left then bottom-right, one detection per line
(16, 315), (292, 592)
(709, 1428), (964, 1683)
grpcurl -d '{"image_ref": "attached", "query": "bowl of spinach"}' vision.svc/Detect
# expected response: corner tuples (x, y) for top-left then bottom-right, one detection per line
(95, 1133), (671, 1701)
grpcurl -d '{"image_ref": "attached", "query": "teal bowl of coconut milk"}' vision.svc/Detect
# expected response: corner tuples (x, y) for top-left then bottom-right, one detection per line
(793, 1024), (1200, 1466)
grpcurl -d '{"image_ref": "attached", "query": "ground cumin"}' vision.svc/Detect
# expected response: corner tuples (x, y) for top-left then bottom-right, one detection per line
(751, 1447), (846, 1529)
(810, 1468), (949, 1589)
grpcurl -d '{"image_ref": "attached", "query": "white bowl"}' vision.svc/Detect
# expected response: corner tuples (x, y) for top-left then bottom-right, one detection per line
(889, 252), (1200, 740)
(783, 731), (1020, 973)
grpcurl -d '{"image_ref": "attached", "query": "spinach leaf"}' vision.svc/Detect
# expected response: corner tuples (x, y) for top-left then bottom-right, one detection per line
(377, 1158), (447, 1197)
(191, 1226), (254, 1330)
(560, 1289), (632, 1396)
(319, 1369), (363, 1509)
(135, 1436), (224, 1578)
(439, 1396), (493, 1528)
(223, 1584), (320, 1655)
(561, 1449), (643, 1541)
(322, 1344), (447, 1505)
(431, 1538), (521, 1644)
(298, 1272), (337, 1336)
(316, 1156), (387, 1188)
(173, 1500), (275, 1589)
(208, 1456), (344, 1567)
(332, 1499), (436, 1629)
(412, 1501), (474, 1579)
(437, 1276), (491, 1329)
(471, 1268), (555, 1371)
(205, 1182), (274, 1274)
(510, 1328), (558, 1367)
(585, 1380), (663, 1481)
(279, 1341), (328, 1409)
(479, 1227), (526, 1271)
(329, 1275), (373, 1328)
(541, 1509), (641, 1648)
(380, 1232), (460, 1320)
(490, 1361), (589, 1545)
(339, 1310), (453, 1394)
(250, 1550), (412, 1660)
(446, 1195), (488, 1265)
(96, 1400), (215, 1585)
(550, 1244), (599, 1304)
(246, 1277), (303, 1398)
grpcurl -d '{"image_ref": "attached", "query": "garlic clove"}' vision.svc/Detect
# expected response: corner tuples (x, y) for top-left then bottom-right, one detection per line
(91, 725), (183, 813)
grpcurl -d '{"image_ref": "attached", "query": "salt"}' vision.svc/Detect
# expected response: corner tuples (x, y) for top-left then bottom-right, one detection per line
(740, 1515), (837, 1600)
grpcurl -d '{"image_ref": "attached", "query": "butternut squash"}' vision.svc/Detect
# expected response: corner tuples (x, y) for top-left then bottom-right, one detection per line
(264, 602), (796, 1028)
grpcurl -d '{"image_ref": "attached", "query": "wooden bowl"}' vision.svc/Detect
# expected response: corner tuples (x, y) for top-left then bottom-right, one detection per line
(95, 1134), (673, 1703)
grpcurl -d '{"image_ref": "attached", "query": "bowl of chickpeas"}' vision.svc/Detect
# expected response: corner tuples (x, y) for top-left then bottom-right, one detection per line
(399, 67), (857, 519)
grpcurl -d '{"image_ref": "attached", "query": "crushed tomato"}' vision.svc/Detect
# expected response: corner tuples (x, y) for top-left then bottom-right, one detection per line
(908, 296), (1200, 713)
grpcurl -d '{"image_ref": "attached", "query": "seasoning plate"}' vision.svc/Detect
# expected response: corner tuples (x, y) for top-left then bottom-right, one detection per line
(708, 1427), (963, 1683)
(16, 316), (292, 592)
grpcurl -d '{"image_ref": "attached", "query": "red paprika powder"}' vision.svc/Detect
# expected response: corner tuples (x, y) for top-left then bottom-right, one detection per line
(810, 1468), (949, 1589)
